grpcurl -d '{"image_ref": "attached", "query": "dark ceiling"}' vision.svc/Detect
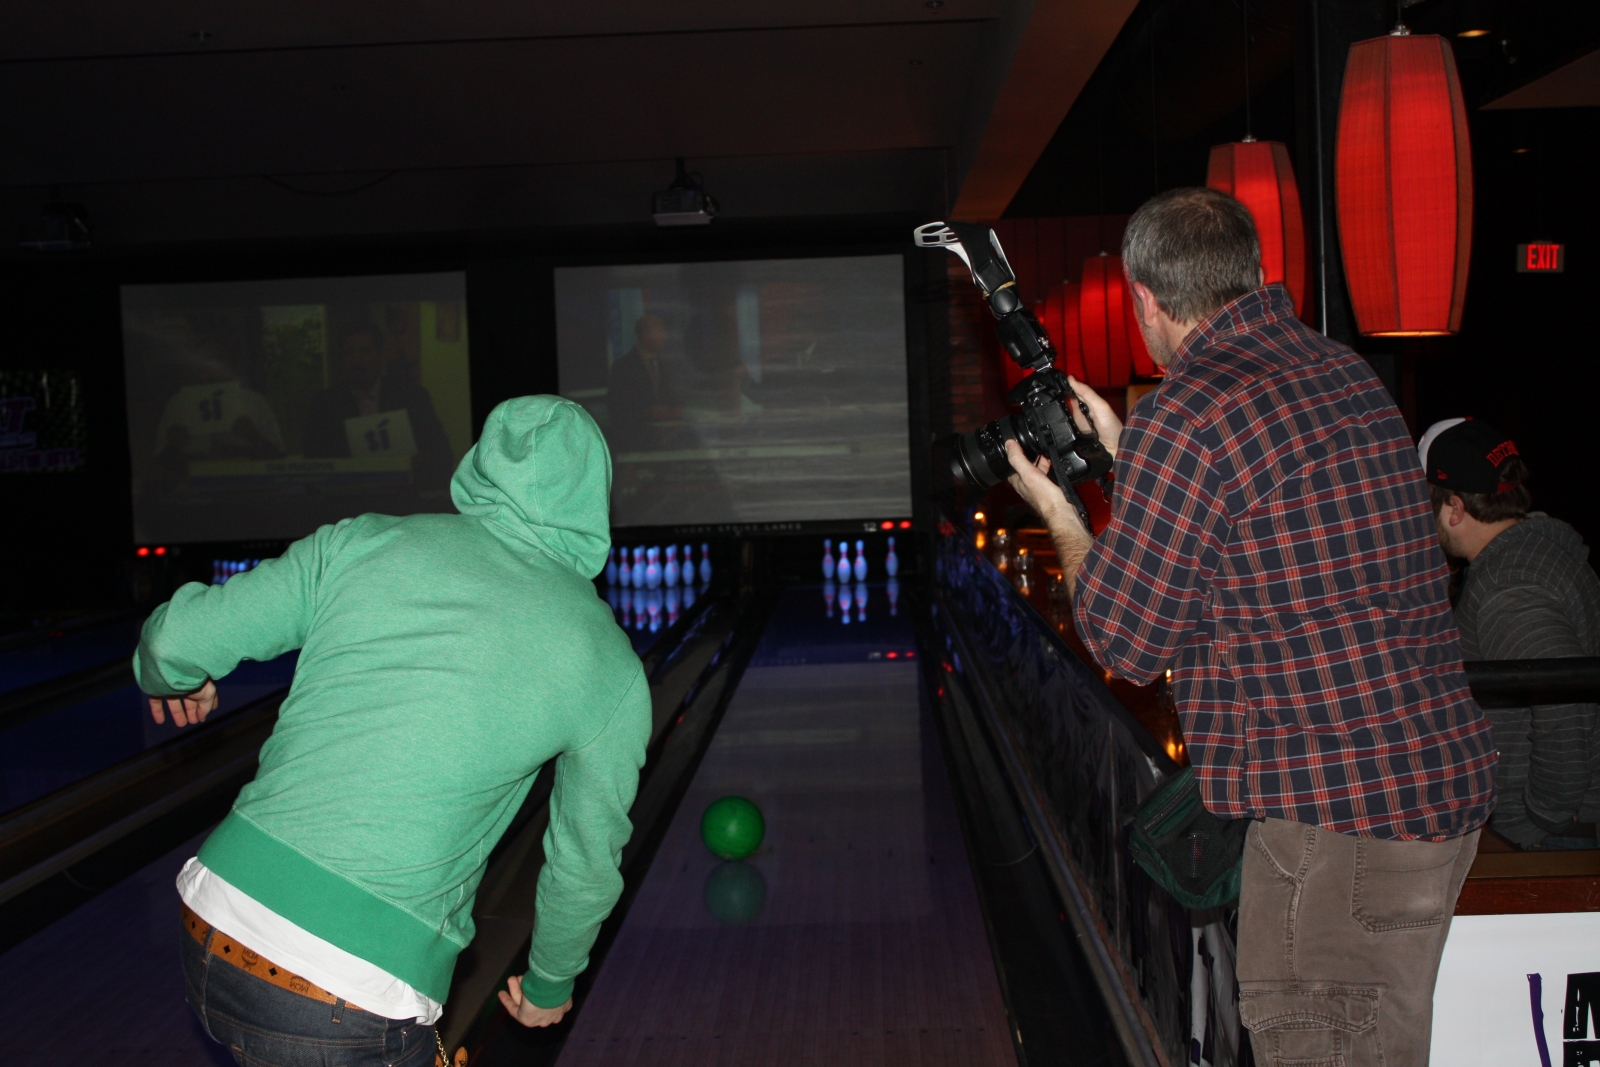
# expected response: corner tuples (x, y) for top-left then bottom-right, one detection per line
(8, 0), (1592, 249)
(3, 0), (1038, 247)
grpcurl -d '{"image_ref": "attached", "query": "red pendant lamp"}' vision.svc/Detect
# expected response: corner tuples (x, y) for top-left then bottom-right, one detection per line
(1335, 29), (1473, 336)
(1078, 255), (1135, 388)
(1034, 260), (1157, 389)
(1059, 280), (1088, 381)
(1036, 280), (1086, 382)
(1207, 140), (1309, 317)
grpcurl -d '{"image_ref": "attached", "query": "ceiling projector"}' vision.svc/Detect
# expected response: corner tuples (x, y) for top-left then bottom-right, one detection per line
(653, 158), (719, 226)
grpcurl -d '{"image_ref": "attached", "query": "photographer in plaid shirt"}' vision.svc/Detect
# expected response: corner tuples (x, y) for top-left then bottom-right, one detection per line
(1005, 188), (1496, 1067)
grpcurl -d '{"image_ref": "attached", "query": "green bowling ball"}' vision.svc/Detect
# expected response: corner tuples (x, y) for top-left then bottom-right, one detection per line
(700, 795), (765, 860)
(703, 861), (767, 925)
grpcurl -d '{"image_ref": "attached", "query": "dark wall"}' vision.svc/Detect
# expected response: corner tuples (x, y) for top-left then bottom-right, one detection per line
(0, 215), (939, 614)
(0, 269), (131, 614)
(1413, 106), (1600, 548)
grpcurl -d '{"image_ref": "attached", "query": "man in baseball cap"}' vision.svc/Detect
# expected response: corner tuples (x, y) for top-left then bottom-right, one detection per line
(1422, 418), (1600, 849)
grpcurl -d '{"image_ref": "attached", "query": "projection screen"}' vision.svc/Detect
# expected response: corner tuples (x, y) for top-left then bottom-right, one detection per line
(555, 255), (912, 529)
(122, 272), (471, 543)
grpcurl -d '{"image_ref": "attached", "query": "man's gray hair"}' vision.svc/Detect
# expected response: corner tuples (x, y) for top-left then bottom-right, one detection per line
(1121, 187), (1262, 325)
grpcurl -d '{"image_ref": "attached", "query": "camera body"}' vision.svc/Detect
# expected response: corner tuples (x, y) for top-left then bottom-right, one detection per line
(915, 222), (1113, 528)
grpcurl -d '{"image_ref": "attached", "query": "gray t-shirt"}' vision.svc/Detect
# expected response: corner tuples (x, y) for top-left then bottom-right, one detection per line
(1455, 514), (1600, 846)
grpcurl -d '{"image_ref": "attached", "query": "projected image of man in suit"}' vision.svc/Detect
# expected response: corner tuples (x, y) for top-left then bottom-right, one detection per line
(606, 313), (683, 452)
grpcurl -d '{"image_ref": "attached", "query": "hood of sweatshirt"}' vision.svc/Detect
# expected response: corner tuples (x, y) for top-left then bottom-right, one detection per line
(450, 396), (613, 577)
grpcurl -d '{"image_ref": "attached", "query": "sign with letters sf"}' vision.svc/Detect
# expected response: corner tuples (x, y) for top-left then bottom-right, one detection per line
(344, 408), (418, 461)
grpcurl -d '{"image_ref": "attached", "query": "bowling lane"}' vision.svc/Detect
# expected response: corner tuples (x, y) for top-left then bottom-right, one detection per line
(0, 652), (297, 816)
(0, 825), (233, 1066)
(0, 615), (143, 696)
(558, 584), (1014, 1066)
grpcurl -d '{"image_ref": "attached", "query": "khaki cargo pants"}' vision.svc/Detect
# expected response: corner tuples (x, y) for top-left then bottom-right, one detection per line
(1237, 817), (1478, 1067)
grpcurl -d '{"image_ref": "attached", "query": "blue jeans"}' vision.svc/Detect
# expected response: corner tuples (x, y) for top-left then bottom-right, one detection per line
(181, 920), (436, 1067)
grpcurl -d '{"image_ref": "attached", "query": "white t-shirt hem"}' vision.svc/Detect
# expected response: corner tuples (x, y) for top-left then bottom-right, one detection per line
(176, 857), (442, 1024)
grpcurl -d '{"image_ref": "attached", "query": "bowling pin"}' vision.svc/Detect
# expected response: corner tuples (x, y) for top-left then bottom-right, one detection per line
(824, 580), (836, 619)
(887, 577), (900, 616)
(838, 584), (853, 625)
(885, 536), (899, 578)
(633, 547), (646, 587)
(852, 540), (867, 582)
(664, 545), (680, 587)
(606, 547), (620, 585)
(822, 539), (835, 580)
(645, 546), (662, 589)
(699, 543), (713, 583)
(855, 583), (867, 623)
(682, 546), (694, 584)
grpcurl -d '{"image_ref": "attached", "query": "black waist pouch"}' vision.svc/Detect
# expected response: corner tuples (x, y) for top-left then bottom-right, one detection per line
(1128, 766), (1249, 909)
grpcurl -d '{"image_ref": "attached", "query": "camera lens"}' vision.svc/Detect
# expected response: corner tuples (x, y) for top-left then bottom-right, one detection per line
(947, 417), (1025, 489)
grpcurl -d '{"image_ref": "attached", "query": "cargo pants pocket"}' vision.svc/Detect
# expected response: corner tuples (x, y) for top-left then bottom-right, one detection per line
(1350, 835), (1462, 933)
(1238, 986), (1381, 1067)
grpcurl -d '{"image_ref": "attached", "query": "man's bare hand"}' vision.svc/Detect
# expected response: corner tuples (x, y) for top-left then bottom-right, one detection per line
(1066, 376), (1124, 458)
(498, 976), (572, 1028)
(148, 679), (218, 727)
(1004, 440), (1093, 597)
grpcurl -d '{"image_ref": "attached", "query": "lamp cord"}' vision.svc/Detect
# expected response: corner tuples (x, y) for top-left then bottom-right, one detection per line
(1242, 0), (1254, 141)
(1312, 0), (1329, 335)
(1151, 11), (1160, 194)
(1096, 78), (1107, 253)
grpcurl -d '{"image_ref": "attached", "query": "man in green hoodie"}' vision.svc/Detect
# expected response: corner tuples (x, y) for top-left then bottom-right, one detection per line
(138, 396), (650, 1066)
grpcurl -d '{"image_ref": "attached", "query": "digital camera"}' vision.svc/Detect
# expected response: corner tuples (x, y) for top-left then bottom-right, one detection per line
(915, 222), (1113, 528)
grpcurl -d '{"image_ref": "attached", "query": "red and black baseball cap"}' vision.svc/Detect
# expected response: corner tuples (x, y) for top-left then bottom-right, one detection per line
(1417, 418), (1521, 494)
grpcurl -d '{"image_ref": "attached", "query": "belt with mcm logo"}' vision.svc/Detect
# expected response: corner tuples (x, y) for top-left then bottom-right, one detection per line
(182, 902), (367, 1013)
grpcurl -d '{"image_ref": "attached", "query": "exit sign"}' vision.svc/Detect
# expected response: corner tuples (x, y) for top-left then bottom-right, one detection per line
(1517, 242), (1565, 272)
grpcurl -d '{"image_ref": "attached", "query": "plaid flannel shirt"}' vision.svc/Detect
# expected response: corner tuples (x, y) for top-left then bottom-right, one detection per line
(1074, 286), (1495, 841)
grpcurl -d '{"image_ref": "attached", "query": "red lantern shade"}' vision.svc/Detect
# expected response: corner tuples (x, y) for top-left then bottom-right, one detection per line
(1335, 32), (1473, 336)
(1207, 140), (1309, 318)
(1035, 280), (1086, 382)
(1061, 281), (1086, 381)
(1078, 255), (1136, 388)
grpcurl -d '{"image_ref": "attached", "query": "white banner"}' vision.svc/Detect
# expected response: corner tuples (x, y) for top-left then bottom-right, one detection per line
(1433, 912), (1600, 1066)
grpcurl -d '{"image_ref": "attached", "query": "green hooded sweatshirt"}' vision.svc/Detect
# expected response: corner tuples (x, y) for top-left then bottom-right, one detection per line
(134, 396), (649, 1009)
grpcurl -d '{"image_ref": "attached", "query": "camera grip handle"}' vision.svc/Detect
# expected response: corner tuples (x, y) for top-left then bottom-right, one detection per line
(1051, 463), (1095, 534)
